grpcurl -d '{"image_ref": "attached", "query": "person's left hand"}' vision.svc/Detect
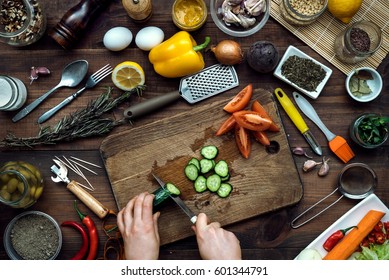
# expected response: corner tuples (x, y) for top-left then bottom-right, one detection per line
(117, 192), (160, 260)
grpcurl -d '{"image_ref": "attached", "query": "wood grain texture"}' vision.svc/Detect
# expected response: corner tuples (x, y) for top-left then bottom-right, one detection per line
(100, 89), (303, 245)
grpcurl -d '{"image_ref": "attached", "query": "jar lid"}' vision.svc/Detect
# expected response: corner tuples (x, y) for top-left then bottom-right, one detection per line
(0, 76), (17, 108)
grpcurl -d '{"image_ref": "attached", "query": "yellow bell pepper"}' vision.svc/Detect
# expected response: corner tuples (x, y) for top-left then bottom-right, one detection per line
(149, 31), (210, 78)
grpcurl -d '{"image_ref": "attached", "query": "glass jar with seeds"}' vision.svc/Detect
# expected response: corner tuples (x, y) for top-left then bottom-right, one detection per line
(0, 161), (44, 208)
(280, 0), (327, 26)
(334, 20), (382, 64)
(0, 0), (46, 46)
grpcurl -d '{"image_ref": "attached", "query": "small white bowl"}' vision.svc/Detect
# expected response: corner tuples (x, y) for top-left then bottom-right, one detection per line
(273, 45), (332, 99)
(346, 67), (383, 102)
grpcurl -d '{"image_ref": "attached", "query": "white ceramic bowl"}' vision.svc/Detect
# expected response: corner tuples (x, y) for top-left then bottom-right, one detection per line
(210, 0), (270, 37)
(3, 211), (62, 260)
(273, 45), (332, 99)
(346, 67), (383, 102)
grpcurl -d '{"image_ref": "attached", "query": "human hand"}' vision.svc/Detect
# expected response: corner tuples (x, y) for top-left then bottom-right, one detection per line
(192, 213), (241, 260)
(117, 192), (160, 260)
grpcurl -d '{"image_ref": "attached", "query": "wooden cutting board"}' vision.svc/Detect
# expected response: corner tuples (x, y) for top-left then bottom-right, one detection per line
(100, 88), (303, 245)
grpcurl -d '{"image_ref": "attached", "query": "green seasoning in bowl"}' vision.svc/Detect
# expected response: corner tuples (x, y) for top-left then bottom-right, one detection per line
(4, 211), (62, 260)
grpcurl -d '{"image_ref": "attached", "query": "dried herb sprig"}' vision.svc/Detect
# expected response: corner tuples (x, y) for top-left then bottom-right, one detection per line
(1, 85), (145, 148)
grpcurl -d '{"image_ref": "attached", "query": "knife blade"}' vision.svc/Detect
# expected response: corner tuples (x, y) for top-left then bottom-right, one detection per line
(152, 173), (197, 224)
(274, 88), (322, 156)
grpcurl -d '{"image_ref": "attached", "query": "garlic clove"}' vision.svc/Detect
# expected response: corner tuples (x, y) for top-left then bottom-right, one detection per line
(303, 159), (321, 172)
(318, 157), (330, 177)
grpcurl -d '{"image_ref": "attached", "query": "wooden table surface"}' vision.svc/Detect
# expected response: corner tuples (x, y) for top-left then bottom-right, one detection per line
(0, 0), (388, 260)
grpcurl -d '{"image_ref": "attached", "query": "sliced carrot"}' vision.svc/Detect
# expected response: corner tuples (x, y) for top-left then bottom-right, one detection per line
(251, 100), (280, 132)
(323, 209), (385, 260)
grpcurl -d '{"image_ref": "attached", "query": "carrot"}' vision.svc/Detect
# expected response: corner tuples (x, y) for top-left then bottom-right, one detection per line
(323, 209), (385, 260)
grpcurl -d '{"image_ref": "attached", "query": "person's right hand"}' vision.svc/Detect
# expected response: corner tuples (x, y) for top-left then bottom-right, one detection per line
(192, 213), (241, 260)
(117, 192), (160, 260)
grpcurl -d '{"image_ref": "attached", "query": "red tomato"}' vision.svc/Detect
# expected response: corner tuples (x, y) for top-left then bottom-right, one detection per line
(251, 100), (280, 132)
(215, 115), (236, 136)
(234, 124), (251, 159)
(233, 110), (272, 131)
(223, 84), (253, 113)
(252, 130), (270, 146)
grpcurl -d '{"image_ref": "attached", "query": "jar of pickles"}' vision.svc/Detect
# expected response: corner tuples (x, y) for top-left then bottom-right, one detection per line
(0, 0), (47, 46)
(0, 161), (44, 208)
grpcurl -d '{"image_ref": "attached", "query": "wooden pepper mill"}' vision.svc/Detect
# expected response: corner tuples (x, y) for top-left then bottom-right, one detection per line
(122, 0), (153, 22)
(49, 0), (112, 49)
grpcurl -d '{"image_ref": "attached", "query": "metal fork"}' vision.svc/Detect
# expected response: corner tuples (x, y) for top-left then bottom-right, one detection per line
(37, 64), (113, 124)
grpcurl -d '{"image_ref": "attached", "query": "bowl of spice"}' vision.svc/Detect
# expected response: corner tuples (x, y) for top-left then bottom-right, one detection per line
(279, 0), (327, 26)
(172, 0), (207, 32)
(346, 67), (383, 102)
(334, 20), (382, 64)
(3, 211), (62, 260)
(210, 0), (270, 37)
(273, 45), (332, 99)
(0, 0), (47, 46)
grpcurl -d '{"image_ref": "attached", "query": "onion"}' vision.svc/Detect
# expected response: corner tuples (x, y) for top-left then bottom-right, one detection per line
(211, 40), (244, 65)
(296, 248), (322, 260)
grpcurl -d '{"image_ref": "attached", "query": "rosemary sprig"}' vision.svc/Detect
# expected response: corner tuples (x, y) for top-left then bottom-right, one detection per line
(1, 85), (145, 148)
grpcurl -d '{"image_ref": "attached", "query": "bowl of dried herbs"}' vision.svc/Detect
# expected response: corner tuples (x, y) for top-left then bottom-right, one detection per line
(346, 67), (383, 103)
(273, 45), (332, 99)
(349, 113), (389, 149)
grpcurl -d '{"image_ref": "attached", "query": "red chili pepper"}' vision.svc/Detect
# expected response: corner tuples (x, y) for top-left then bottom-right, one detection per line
(74, 201), (99, 260)
(323, 226), (357, 252)
(61, 221), (89, 260)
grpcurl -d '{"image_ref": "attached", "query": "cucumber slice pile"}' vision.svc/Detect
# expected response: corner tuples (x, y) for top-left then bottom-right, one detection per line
(184, 145), (233, 198)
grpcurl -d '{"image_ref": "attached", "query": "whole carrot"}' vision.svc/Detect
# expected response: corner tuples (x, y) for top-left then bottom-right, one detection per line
(323, 209), (385, 260)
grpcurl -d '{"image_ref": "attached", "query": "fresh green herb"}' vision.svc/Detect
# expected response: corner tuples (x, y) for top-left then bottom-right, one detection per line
(1, 86), (145, 148)
(357, 115), (389, 145)
(281, 55), (326, 92)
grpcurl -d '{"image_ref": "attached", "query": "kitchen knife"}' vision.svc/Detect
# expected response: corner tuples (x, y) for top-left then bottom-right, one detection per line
(152, 173), (197, 224)
(274, 88), (322, 156)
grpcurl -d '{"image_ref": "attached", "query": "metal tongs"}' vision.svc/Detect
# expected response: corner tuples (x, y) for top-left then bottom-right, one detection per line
(51, 159), (109, 219)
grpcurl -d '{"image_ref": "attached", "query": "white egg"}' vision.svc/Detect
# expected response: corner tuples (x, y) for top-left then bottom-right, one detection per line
(135, 26), (164, 51)
(103, 27), (133, 51)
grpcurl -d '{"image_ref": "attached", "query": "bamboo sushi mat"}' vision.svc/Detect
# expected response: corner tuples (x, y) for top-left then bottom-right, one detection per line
(270, 0), (389, 75)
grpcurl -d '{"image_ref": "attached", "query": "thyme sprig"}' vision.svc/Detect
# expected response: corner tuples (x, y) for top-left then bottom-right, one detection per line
(1, 85), (145, 148)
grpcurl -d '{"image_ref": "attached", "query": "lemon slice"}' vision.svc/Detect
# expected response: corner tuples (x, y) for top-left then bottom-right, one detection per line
(112, 61), (145, 91)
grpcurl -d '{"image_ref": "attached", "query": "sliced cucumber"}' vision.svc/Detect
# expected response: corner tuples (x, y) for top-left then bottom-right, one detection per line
(220, 173), (230, 181)
(188, 158), (200, 171)
(206, 174), (221, 192)
(185, 164), (199, 181)
(166, 182), (180, 196)
(217, 183), (233, 198)
(200, 145), (219, 160)
(214, 160), (229, 177)
(194, 175), (207, 193)
(185, 145), (233, 198)
(200, 158), (214, 174)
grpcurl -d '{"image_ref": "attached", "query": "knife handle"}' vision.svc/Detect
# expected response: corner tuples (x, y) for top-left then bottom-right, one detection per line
(274, 88), (309, 134)
(67, 180), (109, 219)
(123, 90), (181, 120)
